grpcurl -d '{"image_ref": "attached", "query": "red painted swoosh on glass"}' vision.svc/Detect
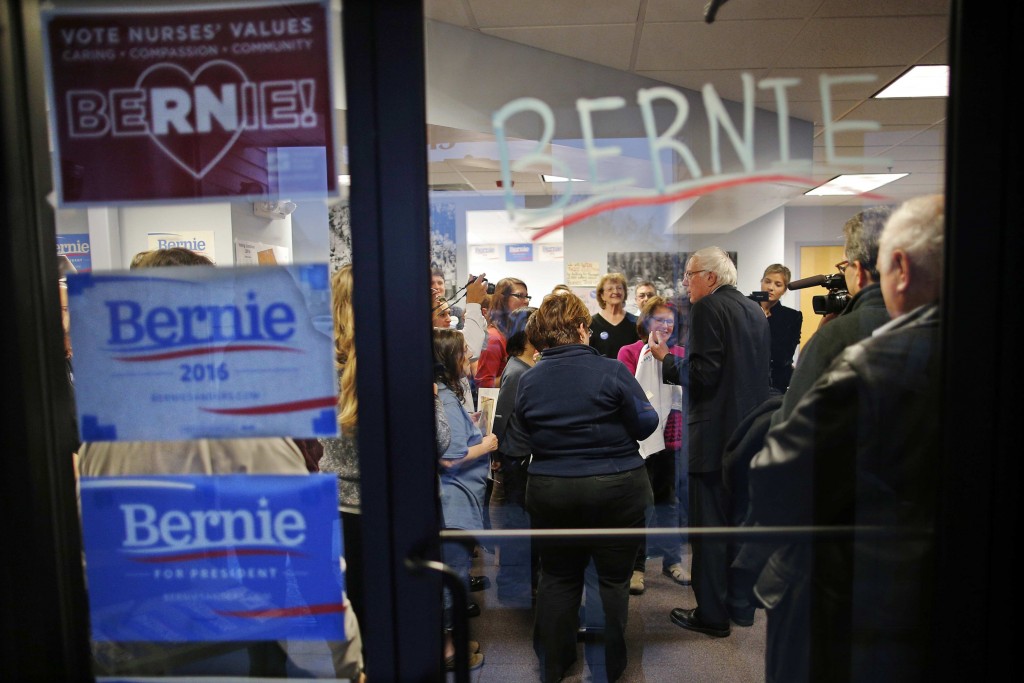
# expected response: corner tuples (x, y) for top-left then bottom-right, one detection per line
(200, 396), (337, 415)
(215, 602), (346, 618)
(115, 345), (302, 361)
(131, 548), (302, 563)
(530, 174), (888, 240)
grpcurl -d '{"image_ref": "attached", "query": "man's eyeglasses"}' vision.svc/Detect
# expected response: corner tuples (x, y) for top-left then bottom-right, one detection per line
(682, 269), (707, 280)
(510, 293), (532, 301)
(836, 260), (850, 274)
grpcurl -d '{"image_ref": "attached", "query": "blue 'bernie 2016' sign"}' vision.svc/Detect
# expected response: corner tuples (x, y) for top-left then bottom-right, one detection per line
(67, 264), (338, 442)
(79, 474), (344, 642)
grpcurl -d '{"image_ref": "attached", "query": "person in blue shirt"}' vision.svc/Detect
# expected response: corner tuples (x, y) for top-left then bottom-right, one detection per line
(503, 292), (658, 683)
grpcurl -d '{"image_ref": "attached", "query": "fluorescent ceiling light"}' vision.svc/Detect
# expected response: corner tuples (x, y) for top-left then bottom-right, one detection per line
(338, 174), (351, 186)
(874, 65), (949, 98)
(805, 173), (908, 196)
(541, 174), (584, 183)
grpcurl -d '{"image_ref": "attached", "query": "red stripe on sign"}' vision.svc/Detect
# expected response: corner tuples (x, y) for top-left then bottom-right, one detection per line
(132, 548), (302, 563)
(215, 602), (346, 618)
(200, 396), (337, 415)
(115, 345), (301, 362)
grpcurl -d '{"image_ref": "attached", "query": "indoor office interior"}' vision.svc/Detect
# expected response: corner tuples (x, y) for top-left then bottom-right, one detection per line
(2, 0), (1020, 681)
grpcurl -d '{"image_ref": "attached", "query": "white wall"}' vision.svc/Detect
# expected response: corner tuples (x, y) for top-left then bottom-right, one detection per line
(229, 203), (295, 263)
(119, 203), (233, 267)
(561, 203), (790, 304)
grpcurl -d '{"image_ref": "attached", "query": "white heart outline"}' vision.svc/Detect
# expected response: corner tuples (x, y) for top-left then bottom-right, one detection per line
(135, 60), (251, 181)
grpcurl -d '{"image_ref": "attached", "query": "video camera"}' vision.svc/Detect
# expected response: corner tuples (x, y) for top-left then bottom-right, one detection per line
(788, 273), (850, 315)
(748, 291), (769, 302)
(466, 274), (496, 295)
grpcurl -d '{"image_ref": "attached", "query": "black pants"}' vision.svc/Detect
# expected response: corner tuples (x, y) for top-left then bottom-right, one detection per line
(527, 467), (652, 683)
(689, 470), (731, 626)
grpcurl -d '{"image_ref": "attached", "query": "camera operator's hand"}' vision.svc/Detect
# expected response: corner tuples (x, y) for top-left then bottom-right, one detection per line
(466, 273), (488, 305)
(817, 312), (838, 330)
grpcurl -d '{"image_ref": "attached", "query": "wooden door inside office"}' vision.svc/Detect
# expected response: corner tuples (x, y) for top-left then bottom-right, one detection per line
(798, 244), (847, 352)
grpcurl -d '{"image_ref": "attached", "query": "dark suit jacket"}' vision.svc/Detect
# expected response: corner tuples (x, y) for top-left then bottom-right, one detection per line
(766, 302), (802, 392)
(662, 285), (771, 473)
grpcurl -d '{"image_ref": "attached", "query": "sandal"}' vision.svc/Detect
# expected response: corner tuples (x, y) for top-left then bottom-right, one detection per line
(444, 651), (485, 671)
(662, 563), (692, 585)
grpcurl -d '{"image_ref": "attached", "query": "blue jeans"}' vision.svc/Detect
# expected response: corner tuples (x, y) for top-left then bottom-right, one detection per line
(489, 475), (534, 607)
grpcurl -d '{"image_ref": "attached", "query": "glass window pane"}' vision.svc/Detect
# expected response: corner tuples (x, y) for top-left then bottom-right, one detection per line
(40, 0), (358, 677)
(425, 1), (948, 679)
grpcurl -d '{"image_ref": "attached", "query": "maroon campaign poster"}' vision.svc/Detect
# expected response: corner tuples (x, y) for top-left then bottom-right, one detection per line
(43, 1), (337, 206)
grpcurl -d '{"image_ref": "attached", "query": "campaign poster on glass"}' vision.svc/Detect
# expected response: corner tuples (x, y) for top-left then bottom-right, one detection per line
(67, 263), (337, 441)
(42, 1), (339, 205)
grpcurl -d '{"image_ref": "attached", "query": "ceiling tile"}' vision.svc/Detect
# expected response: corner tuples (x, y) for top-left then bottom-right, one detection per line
(845, 98), (947, 126)
(646, 0), (822, 23)
(758, 67), (906, 103)
(425, 0), (474, 27)
(484, 25), (636, 71)
(636, 20), (805, 70)
(468, 0), (642, 27)
(814, 0), (950, 19)
(773, 17), (949, 68)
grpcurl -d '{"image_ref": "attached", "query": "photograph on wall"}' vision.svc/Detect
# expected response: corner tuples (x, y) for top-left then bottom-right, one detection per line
(328, 203), (352, 271)
(430, 201), (457, 294)
(607, 250), (737, 303)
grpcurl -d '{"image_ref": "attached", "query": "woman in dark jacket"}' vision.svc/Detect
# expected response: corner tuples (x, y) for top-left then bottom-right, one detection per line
(759, 263), (803, 393)
(503, 292), (658, 683)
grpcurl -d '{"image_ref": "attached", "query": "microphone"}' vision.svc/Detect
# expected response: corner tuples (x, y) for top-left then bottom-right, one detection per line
(787, 274), (827, 290)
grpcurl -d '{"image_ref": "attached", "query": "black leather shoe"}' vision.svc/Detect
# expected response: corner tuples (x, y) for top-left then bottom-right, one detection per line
(729, 607), (755, 627)
(467, 602), (481, 618)
(669, 608), (730, 637)
(469, 575), (490, 592)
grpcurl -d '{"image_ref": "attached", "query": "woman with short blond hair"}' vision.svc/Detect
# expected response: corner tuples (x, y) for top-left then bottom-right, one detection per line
(589, 272), (640, 358)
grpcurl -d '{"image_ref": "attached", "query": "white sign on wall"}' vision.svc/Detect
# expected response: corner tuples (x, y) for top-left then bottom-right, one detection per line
(148, 230), (216, 263)
(538, 244), (564, 262)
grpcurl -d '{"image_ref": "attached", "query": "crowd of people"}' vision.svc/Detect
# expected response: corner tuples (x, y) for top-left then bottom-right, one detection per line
(70, 191), (944, 681)
(419, 193), (944, 682)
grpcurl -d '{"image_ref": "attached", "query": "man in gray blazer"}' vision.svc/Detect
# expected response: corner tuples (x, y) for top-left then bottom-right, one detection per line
(649, 246), (770, 637)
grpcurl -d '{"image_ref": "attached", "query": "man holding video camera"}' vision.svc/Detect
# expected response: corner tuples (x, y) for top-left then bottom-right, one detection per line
(774, 206), (893, 425)
(747, 194), (945, 682)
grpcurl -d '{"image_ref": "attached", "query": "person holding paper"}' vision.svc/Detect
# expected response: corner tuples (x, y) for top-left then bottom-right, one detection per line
(433, 328), (499, 671)
(616, 297), (689, 594)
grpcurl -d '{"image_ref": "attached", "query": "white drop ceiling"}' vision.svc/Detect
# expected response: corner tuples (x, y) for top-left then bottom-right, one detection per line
(422, 0), (950, 229)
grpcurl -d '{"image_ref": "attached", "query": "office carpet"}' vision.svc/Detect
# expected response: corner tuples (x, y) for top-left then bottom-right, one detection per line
(453, 548), (766, 683)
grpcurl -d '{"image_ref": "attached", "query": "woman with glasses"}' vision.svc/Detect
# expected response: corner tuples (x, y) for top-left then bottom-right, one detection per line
(759, 263), (803, 393)
(616, 297), (689, 594)
(589, 272), (640, 359)
(475, 277), (530, 388)
(502, 292), (657, 683)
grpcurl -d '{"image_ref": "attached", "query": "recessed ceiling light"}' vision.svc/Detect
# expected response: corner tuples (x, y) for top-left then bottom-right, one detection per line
(338, 174), (351, 186)
(541, 174), (584, 183)
(874, 65), (949, 98)
(805, 173), (908, 196)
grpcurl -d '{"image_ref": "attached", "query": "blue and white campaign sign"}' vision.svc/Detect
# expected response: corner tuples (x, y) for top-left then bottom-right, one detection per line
(79, 474), (344, 642)
(67, 264), (337, 441)
(505, 243), (534, 262)
(57, 233), (92, 273)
